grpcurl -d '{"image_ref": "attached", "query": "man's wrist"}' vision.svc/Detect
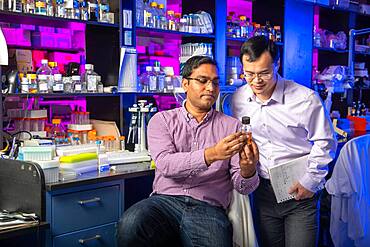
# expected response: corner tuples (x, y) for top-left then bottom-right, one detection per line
(240, 168), (256, 179)
(204, 147), (217, 166)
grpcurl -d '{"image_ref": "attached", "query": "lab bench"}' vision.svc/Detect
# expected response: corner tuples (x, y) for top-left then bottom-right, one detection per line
(44, 163), (154, 247)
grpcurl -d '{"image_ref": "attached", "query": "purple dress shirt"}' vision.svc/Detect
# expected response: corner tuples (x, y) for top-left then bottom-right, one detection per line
(147, 106), (259, 209)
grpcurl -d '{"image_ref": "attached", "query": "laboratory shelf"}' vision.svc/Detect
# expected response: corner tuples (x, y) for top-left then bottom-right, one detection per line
(226, 37), (283, 46)
(314, 46), (349, 53)
(0, 10), (119, 28)
(4, 93), (120, 97)
(136, 26), (215, 39)
(7, 45), (83, 54)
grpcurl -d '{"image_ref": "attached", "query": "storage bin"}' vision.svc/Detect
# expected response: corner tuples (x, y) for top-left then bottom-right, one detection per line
(32, 31), (55, 48)
(37, 158), (60, 183)
(20, 146), (55, 161)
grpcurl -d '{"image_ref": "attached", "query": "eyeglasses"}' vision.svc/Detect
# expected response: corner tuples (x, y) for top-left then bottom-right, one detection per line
(243, 68), (276, 81)
(186, 77), (220, 87)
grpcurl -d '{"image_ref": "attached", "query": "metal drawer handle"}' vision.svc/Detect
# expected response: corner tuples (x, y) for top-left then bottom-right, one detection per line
(78, 197), (101, 205)
(78, 234), (101, 244)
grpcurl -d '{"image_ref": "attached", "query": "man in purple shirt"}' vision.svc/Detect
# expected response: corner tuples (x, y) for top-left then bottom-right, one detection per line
(118, 56), (260, 247)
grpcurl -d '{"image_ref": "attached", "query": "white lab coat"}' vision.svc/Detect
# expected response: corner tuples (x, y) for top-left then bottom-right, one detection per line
(227, 190), (259, 247)
(326, 134), (370, 247)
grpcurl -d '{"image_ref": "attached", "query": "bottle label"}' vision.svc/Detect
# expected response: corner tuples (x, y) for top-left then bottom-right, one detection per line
(87, 75), (97, 91)
(39, 83), (48, 91)
(53, 84), (64, 92)
(149, 76), (157, 91)
(35, 1), (46, 8)
(21, 85), (29, 93)
(75, 84), (82, 91)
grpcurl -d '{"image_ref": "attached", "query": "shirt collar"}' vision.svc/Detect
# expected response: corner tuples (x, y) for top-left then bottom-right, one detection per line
(244, 74), (285, 104)
(270, 74), (284, 104)
(180, 100), (214, 123)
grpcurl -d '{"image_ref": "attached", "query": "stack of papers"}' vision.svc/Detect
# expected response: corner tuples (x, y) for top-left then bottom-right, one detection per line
(0, 211), (38, 231)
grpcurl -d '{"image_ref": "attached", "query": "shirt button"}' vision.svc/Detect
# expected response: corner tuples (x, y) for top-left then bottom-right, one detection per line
(268, 140), (272, 144)
(183, 189), (188, 193)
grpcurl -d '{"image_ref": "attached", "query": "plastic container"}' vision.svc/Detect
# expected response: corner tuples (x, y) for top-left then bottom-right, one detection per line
(36, 158), (60, 183)
(20, 146), (55, 161)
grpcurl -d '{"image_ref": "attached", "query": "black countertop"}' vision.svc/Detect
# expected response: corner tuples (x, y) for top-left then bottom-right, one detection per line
(46, 162), (155, 191)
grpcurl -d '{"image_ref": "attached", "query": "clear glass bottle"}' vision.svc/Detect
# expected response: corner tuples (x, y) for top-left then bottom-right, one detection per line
(138, 66), (152, 92)
(97, 75), (103, 93)
(87, 0), (99, 21)
(53, 74), (64, 93)
(21, 77), (30, 93)
(28, 74), (38, 93)
(35, 0), (47, 15)
(275, 26), (282, 42)
(72, 75), (82, 93)
(36, 59), (52, 92)
(84, 64), (98, 93)
(80, 0), (89, 20)
(73, 0), (81, 19)
(143, 0), (153, 27)
(99, 0), (109, 22)
(46, 0), (54, 16)
(63, 77), (73, 93)
(24, 0), (35, 14)
(313, 25), (321, 47)
(150, 2), (159, 28)
(154, 62), (165, 92)
(49, 119), (65, 145)
(147, 66), (157, 92)
(136, 0), (144, 27)
(38, 74), (49, 93)
(241, 116), (252, 146)
(167, 10), (175, 31)
(55, 0), (66, 18)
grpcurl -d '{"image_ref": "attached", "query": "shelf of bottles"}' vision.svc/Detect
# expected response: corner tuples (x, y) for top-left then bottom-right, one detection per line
(135, 1), (214, 38)
(309, 1), (370, 17)
(226, 12), (283, 44)
(0, 0), (118, 27)
(7, 44), (83, 53)
(14, 60), (106, 95)
(136, 26), (215, 39)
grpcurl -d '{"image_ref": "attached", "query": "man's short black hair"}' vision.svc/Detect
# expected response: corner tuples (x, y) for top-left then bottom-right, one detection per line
(181, 56), (218, 79)
(239, 36), (280, 64)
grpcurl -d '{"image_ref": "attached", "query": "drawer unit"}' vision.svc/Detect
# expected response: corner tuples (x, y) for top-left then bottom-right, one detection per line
(53, 222), (117, 247)
(52, 186), (120, 235)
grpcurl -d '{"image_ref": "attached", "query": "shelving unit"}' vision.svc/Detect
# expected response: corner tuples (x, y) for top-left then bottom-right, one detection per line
(136, 26), (215, 39)
(0, 10), (119, 28)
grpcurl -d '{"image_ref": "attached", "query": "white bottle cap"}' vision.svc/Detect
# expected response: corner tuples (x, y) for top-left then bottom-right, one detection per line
(146, 66), (153, 72)
(153, 67), (160, 72)
(22, 77), (29, 83)
(41, 59), (48, 65)
(85, 64), (94, 70)
(163, 66), (174, 76)
(72, 75), (81, 80)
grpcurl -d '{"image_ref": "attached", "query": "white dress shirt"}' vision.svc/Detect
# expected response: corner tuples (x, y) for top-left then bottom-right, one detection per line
(232, 75), (337, 192)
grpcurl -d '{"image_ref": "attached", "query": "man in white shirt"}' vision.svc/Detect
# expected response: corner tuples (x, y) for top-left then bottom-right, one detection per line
(232, 36), (337, 247)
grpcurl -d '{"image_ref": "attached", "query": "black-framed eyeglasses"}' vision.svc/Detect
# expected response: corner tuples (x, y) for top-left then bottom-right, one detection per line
(186, 77), (220, 87)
